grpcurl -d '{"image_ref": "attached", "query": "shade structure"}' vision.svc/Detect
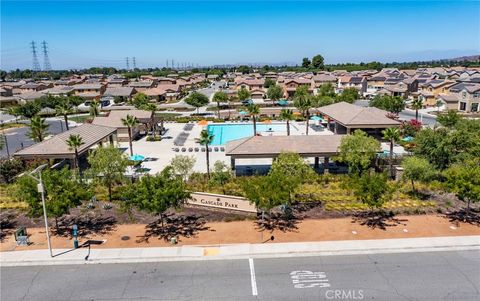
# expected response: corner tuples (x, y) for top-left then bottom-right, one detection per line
(310, 116), (322, 121)
(277, 99), (288, 106)
(129, 154), (145, 161)
(198, 120), (208, 126)
(402, 136), (414, 142)
(238, 110), (247, 116)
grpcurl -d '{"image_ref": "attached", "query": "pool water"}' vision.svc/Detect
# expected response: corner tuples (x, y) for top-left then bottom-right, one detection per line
(207, 123), (287, 145)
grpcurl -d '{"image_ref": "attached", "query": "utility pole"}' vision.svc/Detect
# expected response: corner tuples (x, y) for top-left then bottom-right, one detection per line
(41, 41), (51, 71)
(31, 41), (41, 71)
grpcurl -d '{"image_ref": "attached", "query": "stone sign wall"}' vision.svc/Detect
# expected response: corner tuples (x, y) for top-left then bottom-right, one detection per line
(187, 192), (257, 213)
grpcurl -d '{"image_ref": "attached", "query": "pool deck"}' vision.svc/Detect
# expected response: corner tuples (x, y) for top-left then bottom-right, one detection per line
(118, 121), (404, 175)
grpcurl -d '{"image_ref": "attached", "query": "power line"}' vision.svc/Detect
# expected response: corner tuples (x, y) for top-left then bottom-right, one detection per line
(30, 41), (41, 71)
(41, 41), (52, 71)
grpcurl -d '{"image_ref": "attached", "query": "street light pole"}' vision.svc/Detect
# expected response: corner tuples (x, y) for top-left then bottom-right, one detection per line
(28, 164), (53, 257)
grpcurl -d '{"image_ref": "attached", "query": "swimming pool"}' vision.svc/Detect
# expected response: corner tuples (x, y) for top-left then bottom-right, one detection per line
(207, 123), (287, 145)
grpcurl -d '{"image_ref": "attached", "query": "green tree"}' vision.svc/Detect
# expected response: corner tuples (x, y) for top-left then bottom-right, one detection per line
(437, 110), (461, 128)
(196, 130), (214, 179)
(444, 161), (480, 213)
(302, 57), (311, 68)
(210, 161), (232, 194)
(170, 155), (196, 182)
(0, 158), (24, 184)
(293, 85), (312, 135)
(237, 65), (251, 74)
(131, 92), (150, 108)
(246, 104), (260, 136)
(382, 127), (401, 179)
(317, 83), (336, 98)
(185, 91), (209, 114)
(123, 166), (190, 227)
(237, 87), (251, 101)
(28, 116), (49, 142)
(350, 172), (390, 211)
(121, 114), (138, 156)
(87, 145), (129, 201)
(212, 91), (228, 119)
(311, 54), (325, 70)
(267, 84), (283, 105)
(401, 156), (435, 193)
(55, 100), (73, 131)
(66, 134), (84, 170)
(269, 152), (315, 202)
(263, 78), (276, 88)
(280, 109), (294, 136)
(336, 87), (359, 104)
(14, 168), (91, 230)
(411, 98), (423, 121)
(89, 99), (100, 117)
(336, 130), (381, 174)
(242, 175), (288, 215)
(13, 101), (41, 119)
(369, 95), (405, 113)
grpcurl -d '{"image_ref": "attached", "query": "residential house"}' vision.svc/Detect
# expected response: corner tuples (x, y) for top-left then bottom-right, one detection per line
(448, 83), (480, 112)
(19, 82), (52, 93)
(72, 83), (106, 100)
(418, 80), (455, 106)
(282, 78), (313, 98)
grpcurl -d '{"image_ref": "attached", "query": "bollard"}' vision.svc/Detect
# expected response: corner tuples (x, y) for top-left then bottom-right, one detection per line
(73, 224), (78, 249)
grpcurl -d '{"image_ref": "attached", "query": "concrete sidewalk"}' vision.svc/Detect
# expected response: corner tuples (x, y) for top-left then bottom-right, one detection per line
(1, 235), (479, 267)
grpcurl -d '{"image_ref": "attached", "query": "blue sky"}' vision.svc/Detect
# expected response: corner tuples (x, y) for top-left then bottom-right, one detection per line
(1, 1), (479, 70)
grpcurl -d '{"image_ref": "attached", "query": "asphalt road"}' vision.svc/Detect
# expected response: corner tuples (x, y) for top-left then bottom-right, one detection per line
(1, 118), (69, 158)
(2, 250), (479, 301)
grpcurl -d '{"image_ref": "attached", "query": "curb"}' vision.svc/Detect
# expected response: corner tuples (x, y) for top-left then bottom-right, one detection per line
(2, 236), (479, 267)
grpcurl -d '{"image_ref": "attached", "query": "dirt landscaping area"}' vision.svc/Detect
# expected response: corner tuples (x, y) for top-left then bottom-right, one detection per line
(1, 214), (479, 252)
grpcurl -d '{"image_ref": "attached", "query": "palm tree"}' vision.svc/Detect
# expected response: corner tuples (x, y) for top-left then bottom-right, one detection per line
(196, 130), (214, 179)
(411, 98), (423, 121)
(246, 104), (260, 136)
(143, 103), (157, 139)
(56, 101), (72, 131)
(280, 109), (294, 136)
(66, 134), (84, 169)
(121, 114), (138, 156)
(28, 116), (49, 142)
(293, 89), (313, 135)
(90, 99), (100, 117)
(382, 127), (401, 179)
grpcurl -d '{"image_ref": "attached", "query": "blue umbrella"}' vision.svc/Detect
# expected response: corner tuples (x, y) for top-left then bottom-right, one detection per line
(129, 154), (145, 161)
(277, 99), (288, 106)
(310, 116), (322, 121)
(402, 136), (413, 142)
(239, 110), (247, 116)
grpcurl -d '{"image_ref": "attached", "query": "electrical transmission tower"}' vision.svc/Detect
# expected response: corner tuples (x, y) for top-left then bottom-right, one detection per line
(126, 57), (130, 70)
(166, 59), (169, 68)
(30, 41), (41, 71)
(41, 41), (52, 71)
(132, 57), (136, 69)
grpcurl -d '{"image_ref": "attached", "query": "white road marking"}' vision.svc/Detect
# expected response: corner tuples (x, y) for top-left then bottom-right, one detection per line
(290, 271), (330, 289)
(249, 258), (258, 296)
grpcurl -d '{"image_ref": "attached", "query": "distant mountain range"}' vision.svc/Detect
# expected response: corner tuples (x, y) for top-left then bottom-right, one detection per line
(445, 55), (480, 62)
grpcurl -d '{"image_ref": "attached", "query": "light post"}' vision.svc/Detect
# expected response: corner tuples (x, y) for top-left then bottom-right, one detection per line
(27, 164), (53, 257)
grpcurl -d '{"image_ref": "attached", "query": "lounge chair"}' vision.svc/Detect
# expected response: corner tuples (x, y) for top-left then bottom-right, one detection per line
(194, 147), (199, 152)
(188, 147), (193, 152)
(181, 147), (186, 152)
(174, 148), (180, 152)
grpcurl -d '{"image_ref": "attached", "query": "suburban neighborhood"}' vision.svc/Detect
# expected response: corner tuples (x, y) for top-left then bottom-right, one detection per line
(1, 1), (479, 301)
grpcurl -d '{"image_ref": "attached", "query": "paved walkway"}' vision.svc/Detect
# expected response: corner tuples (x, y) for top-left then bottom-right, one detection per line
(1, 236), (479, 267)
